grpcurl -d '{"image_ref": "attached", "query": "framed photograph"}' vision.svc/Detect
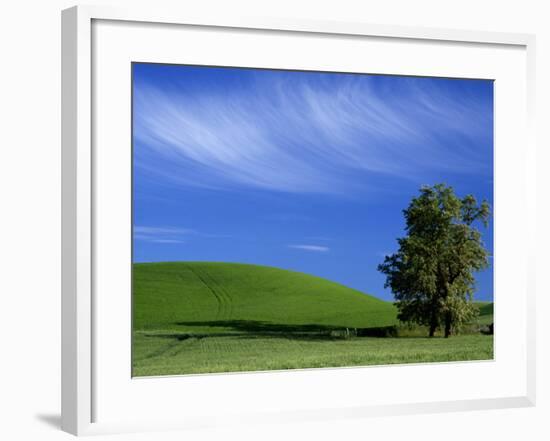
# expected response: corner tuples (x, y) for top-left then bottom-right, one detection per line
(62, 5), (536, 436)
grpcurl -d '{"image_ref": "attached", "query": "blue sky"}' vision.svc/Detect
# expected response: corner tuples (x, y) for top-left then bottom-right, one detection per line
(132, 63), (494, 301)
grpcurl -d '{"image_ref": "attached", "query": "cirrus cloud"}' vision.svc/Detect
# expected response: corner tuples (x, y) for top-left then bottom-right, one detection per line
(133, 67), (493, 196)
(288, 244), (330, 253)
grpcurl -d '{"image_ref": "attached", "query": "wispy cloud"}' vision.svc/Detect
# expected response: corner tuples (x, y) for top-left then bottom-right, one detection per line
(134, 68), (492, 195)
(133, 225), (230, 243)
(288, 244), (330, 252)
(134, 225), (195, 243)
(134, 226), (195, 236)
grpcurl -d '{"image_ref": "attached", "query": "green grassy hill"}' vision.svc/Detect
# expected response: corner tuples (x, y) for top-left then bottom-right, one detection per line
(474, 301), (494, 325)
(133, 261), (398, 334)
(132, 262), (493, 376)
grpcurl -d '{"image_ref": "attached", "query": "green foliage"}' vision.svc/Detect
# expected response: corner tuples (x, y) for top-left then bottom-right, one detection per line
(378, 184), (490, 337)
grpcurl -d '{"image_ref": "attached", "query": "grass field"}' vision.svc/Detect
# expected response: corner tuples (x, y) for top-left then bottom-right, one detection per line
(132, 262), (493, 376)
(474, 302), (494, 325)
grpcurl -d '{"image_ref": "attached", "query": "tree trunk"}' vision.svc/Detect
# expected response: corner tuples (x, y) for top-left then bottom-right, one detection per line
(444, 314), (452, 338)
(428, 297), (438, 337)
(429, 322), (436, 337)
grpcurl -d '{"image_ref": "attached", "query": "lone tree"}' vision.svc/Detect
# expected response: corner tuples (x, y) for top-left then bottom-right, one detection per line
(378, 184), (490, 338)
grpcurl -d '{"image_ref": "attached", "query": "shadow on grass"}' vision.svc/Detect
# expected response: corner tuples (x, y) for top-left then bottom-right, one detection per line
(141, 320), (400, 341)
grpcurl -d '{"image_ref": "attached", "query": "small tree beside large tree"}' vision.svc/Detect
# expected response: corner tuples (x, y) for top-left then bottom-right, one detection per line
(378, 184), (490, 338)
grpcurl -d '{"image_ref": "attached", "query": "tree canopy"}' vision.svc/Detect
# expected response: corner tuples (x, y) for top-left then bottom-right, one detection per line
(378, 184), (490, 337)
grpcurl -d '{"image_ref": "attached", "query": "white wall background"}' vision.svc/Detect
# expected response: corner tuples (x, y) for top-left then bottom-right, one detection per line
(0, 1), (547, 440)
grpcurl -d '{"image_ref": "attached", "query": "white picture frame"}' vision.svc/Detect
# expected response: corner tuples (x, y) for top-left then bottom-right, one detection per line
(62, 5), (537, 436)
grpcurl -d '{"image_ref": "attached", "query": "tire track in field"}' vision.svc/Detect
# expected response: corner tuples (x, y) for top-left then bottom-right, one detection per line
(200, 269), (234, 319)
(136, 338), (182, 362)
(185, 265), (228, 318)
